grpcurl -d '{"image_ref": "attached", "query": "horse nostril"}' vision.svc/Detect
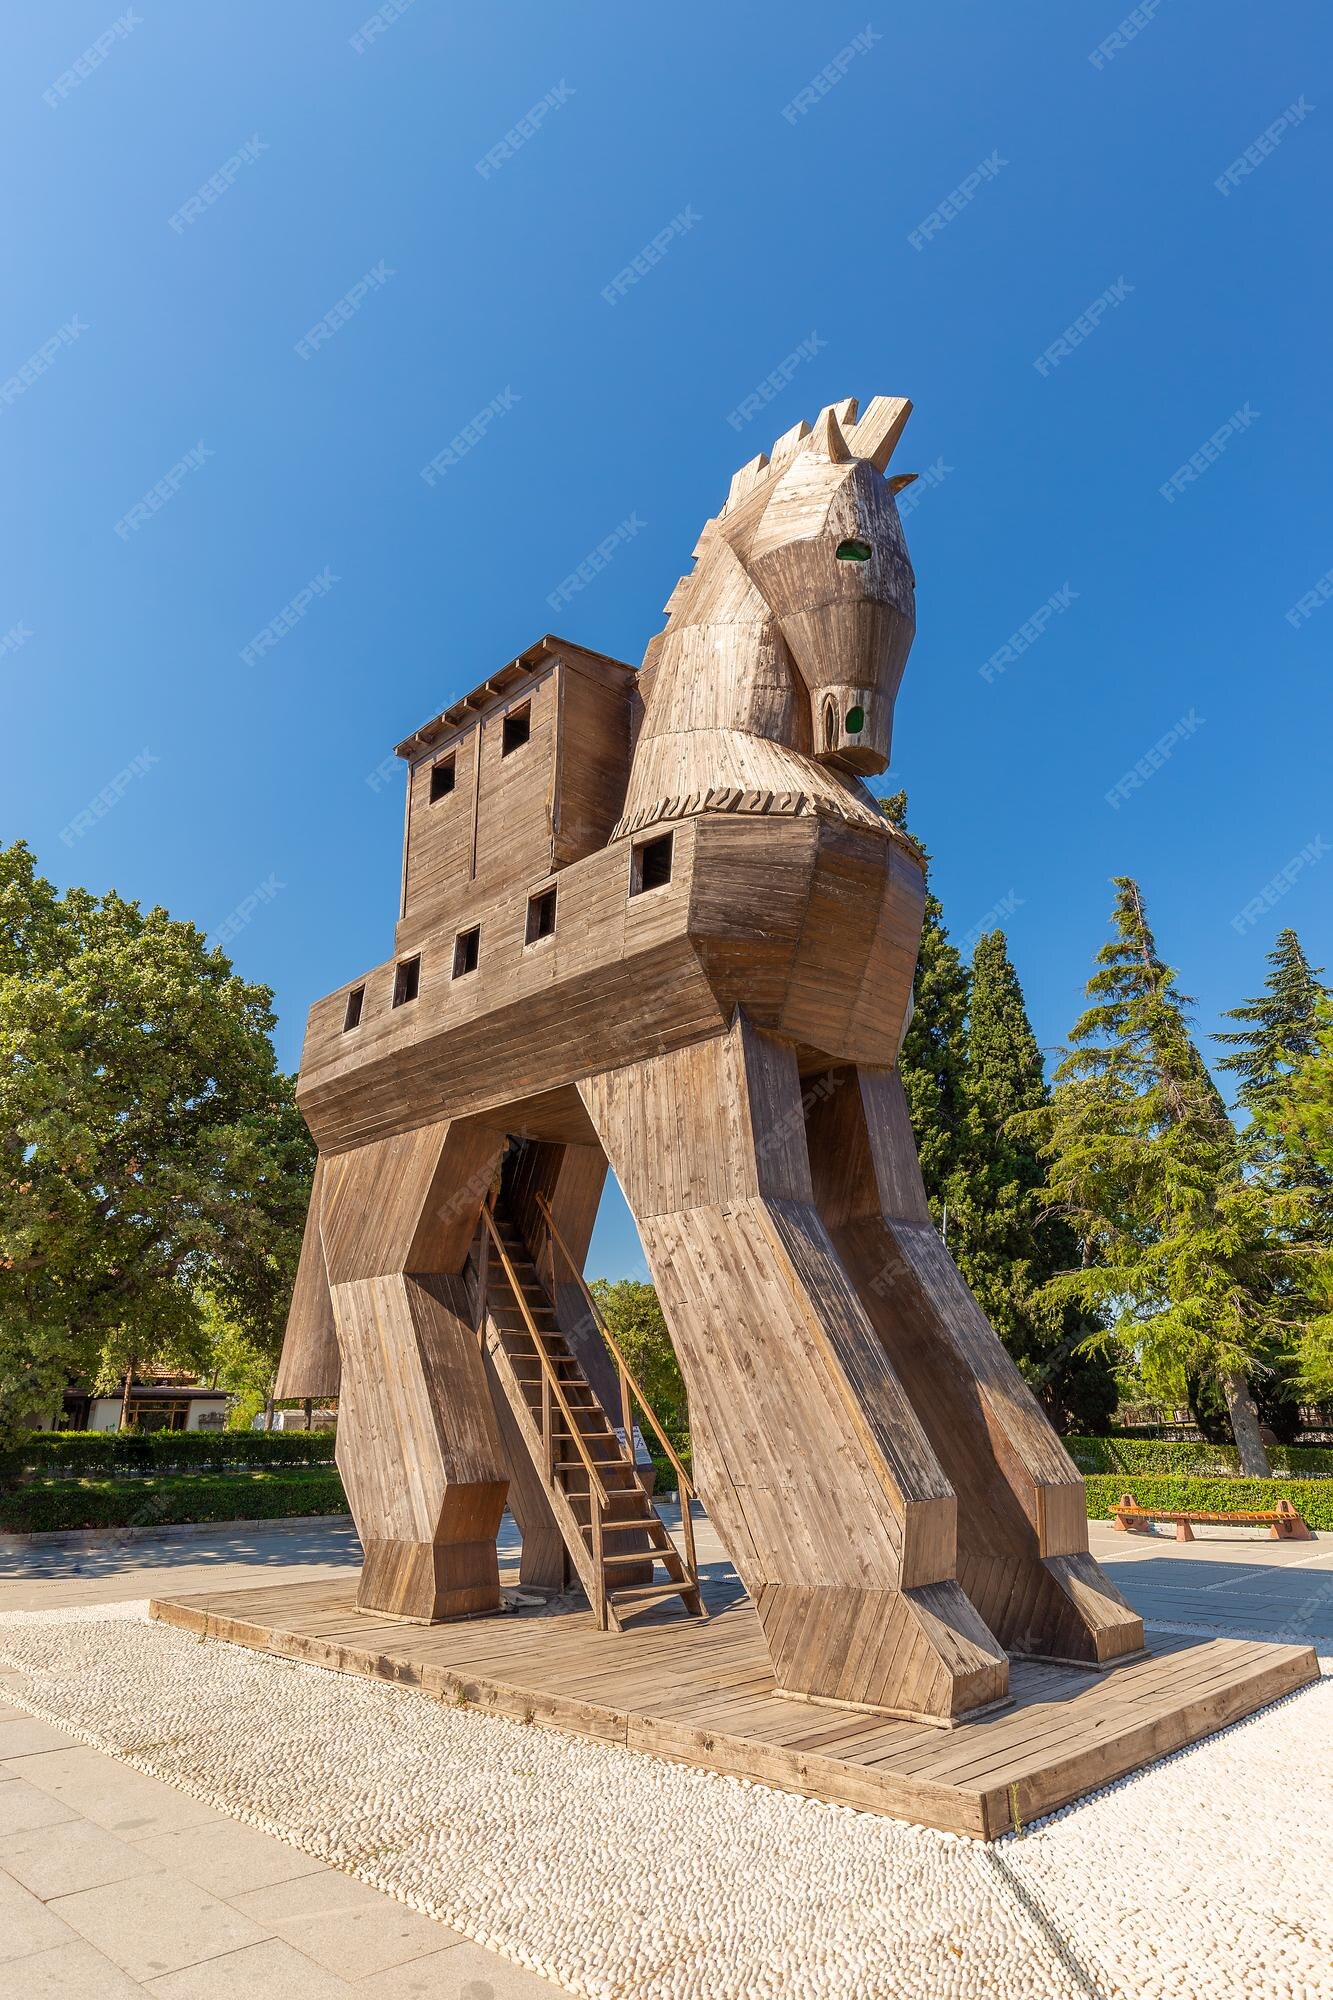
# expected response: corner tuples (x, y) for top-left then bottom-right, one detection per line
(823, 700), (837, 753)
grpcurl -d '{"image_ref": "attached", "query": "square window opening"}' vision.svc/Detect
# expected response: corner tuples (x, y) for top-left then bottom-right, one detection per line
(525, 887), (557, 944)
(453, 926), (480, 978)
(501, 704), (531, 757)
(343, 984), (365, 1031)
(631, 831), (674, 896)
(429, 755), (456, 802)
(392, 956), (421, 1007)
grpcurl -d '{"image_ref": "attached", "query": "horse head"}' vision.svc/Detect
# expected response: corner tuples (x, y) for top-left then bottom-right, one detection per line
(709, 396), (918, 775)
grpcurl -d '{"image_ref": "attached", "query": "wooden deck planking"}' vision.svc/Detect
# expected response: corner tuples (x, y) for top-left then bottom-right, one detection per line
(148, 1575), (1318, 1841)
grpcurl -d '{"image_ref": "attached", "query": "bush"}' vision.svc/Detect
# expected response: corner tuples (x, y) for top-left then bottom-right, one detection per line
(0, 1468), (348, 1535)
(1067, 1435), (1332, 1480)
(1084, 1472), (1333, 1531)
(0, 1429), (337, 1488)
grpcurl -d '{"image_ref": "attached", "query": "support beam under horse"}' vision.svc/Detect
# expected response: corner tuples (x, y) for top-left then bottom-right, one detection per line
(277, 394), (1143, 1724)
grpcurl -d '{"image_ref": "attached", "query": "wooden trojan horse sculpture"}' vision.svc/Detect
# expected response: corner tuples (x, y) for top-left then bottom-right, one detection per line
(277, 394), (1144, 1726)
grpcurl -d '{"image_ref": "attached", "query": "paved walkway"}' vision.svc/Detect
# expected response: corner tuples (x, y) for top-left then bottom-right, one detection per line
(1, 1513), (1328, 1997)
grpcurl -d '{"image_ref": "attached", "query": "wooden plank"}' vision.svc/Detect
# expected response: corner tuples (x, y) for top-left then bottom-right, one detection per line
(148, 1581), (1319, 1843)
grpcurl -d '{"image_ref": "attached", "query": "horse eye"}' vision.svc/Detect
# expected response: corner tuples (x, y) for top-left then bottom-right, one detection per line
(835, 539), (872, 562)
(845, 706), (866, 734)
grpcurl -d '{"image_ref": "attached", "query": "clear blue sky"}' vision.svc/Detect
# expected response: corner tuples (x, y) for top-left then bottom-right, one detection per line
(4, 1), (1330, 1279)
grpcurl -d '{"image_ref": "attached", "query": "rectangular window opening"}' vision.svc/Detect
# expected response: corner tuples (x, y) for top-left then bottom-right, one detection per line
(392, 956), (421, 1007)
(453, 926), (480, 978)
(501, 703), (531, 757)
(343, 984), (365, 1031)
(429, 755), (456, 802)
(630, 830), (674, 896)
(525, 886), (557, 944)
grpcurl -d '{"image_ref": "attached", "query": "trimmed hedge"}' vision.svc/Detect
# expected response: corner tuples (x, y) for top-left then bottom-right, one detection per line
(0, 1468), (348, 1535)
(1068, 1435), (1332, 1480)
(1084, 1472), (1332, 1531)
(0, 1429), (337, 1486)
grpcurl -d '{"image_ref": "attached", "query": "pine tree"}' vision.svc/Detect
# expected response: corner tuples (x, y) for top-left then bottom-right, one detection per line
(1217, 929), (1328, 1128)
(965, 931), (1116, 1431)
(1029, 877), (1290, 1473)
(1258, 997), (1333, 1403)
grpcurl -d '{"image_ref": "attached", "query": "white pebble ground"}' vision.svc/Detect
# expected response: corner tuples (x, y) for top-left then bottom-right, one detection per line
(0, 1604), (1329, 2000)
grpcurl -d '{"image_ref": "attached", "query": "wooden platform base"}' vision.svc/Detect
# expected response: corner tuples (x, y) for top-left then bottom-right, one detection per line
(148, 1574), (1319, 1840)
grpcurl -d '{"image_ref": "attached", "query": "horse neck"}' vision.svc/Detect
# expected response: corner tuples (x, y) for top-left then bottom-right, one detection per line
(635, 535), (806, 752)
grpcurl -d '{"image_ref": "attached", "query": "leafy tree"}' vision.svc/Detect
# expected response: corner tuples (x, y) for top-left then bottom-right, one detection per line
(589, 1278), (686, 1438)
(964, 931), (1116, 1432)
(0, 841), (314, 1442)
(1028, 878), (1293, 1473)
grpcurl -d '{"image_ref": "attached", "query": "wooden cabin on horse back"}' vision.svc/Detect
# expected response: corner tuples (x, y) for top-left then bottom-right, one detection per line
(277, 394), (1145, 1726)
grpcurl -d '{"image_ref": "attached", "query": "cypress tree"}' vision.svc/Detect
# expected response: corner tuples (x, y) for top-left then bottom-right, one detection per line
(965, 931), (1116, 1431)
(1031, 878), (1286, 1473)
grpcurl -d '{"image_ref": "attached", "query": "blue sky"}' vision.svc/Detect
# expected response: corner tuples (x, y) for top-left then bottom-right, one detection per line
(3, 1), (1330, 1280)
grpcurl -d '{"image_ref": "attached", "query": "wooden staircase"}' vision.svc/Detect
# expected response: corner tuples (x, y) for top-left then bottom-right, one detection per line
(480, 1201), (705, 1632)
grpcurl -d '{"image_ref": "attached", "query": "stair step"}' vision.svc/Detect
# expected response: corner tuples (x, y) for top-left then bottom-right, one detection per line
(608, 1583), (693, 1607)
(601, 1550), (680, 1572)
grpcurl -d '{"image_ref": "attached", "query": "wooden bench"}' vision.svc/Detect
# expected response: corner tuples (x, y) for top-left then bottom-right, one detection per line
(1112, 1492), (1314, 1542)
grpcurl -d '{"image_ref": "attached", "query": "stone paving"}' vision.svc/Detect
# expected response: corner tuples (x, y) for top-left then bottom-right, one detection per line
(0, 1514), (1329, 1998)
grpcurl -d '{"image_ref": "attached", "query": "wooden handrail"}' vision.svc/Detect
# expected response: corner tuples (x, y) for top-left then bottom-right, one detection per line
(534, 1192), (699, 1585)
(480, 1206), (611, 1515)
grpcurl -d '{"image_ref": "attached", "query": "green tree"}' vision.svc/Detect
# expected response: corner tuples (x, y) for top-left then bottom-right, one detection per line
(0, 841), (314, 1442)
(964, 931), (1116, 1432)
(1261, 999), (1333, 1400)
(1217, 929), (1328, 1134)
(589, 1277), (686, 1438)
(1029, 878), (1293, 1473)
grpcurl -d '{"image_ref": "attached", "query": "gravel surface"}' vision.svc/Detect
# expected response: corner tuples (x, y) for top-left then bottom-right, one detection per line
(0, 1604), (1328, 2000)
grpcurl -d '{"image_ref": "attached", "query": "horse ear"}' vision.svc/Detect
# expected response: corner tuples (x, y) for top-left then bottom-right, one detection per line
(848, 396), (912, 473)
(808, 405), (852, 462)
